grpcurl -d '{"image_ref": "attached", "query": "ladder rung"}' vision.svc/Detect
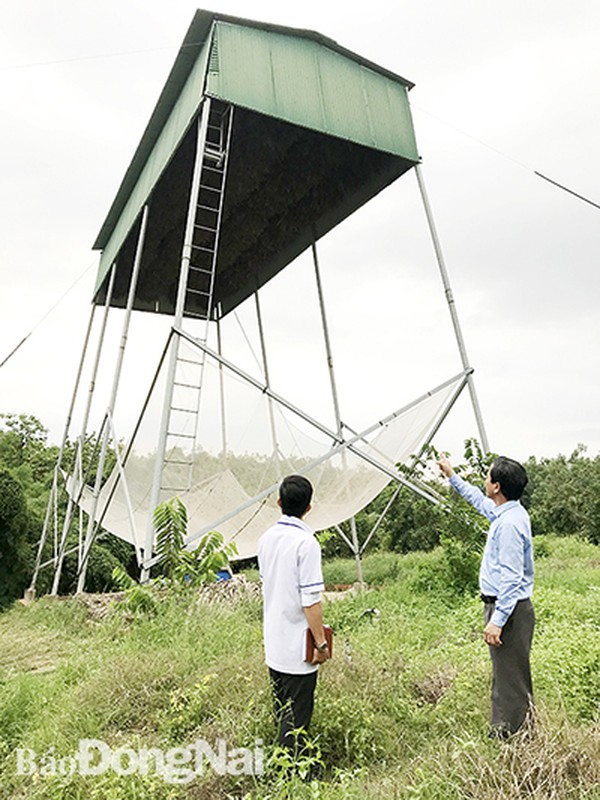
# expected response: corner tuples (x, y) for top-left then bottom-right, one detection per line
(183, 309), (207, 319)
(202, 164), (224, 175)
(193, 223), (217, 233)
(197, 204), (218, 213)
(186, 288), (210, 297)
(199, 184), (220, 193)
(190, 244), (215, 253)
(173, 381), (201, 390)
(189, 265), (213, 275)
(164, 459), (194, 466)
(171, 406), (198, 413)
(166, 431), (196, 440)
(178, 357), (204, 365)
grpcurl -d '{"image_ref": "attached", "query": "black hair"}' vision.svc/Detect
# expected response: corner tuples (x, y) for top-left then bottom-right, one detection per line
(279, 474), (313, 518)
(490, 456), (528, 501)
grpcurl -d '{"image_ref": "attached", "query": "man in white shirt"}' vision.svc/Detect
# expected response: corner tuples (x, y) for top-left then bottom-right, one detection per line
(257, 475), (329, 753)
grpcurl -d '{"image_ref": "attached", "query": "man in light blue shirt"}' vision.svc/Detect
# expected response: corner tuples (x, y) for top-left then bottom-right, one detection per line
(438, 455), (535, 737)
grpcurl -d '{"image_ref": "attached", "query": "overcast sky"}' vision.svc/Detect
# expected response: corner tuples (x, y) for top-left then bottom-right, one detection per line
(1, 0), (599, 467)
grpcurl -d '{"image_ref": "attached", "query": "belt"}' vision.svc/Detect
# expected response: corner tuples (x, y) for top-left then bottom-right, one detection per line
(480, 595), (531, 605)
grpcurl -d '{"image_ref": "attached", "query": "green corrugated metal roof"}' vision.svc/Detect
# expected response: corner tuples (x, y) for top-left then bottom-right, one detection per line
(92, 9), (419, 313)
(93, 9), (416, 252)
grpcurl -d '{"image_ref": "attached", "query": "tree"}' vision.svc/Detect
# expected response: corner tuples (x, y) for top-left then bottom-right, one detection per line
(525, 445), (600, 544)
(0, 414), (132, 598)
(0, 413), (57, 482)
(0, 470), (32, 607)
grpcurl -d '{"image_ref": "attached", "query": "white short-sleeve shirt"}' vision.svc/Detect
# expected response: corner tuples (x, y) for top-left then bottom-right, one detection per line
(257, 515), (325, 675)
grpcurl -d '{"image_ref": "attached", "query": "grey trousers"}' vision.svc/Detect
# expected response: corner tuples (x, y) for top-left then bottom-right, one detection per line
(484, 598), (535, 734)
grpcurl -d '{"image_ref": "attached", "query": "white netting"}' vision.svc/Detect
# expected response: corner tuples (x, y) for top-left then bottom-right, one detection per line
(68, 333), (464, 560)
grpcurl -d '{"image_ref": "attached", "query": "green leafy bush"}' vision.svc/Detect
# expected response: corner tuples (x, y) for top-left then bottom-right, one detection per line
(153, 496), (238, 588)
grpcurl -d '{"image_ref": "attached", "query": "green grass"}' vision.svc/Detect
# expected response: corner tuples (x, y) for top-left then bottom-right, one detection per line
(0, 535), (599, 799)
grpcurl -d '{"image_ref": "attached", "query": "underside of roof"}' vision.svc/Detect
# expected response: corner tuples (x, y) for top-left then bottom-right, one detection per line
(92, 9), (419, 318)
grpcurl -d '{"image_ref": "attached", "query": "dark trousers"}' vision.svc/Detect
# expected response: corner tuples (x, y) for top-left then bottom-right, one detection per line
(484, 598), (535, 735)
(269, 667), (318, 753)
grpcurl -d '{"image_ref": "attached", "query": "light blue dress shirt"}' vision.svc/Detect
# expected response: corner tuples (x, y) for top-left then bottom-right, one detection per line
(449, 474), (534, 627)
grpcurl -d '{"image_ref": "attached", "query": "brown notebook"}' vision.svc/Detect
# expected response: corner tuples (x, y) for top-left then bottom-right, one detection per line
(305, 624), (333, 662)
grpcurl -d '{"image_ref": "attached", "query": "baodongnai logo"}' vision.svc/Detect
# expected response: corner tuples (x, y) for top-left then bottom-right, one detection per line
(16, 738), (264, 784)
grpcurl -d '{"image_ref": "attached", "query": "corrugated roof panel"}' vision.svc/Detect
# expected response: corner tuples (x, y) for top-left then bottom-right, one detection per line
(207, 24), (273, 109)
(267, 33), (328, 131)
(359, 64), (417, 157)
(207, 21), (418, 160)
(313, 45), (378, 148)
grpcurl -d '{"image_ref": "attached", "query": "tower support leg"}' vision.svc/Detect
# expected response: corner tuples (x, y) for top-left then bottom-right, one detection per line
(415, 163), (490, 453)
(49, 266), (118, 595)
(77, 205), (149, 592)
(311, 241), (364, 585)
(28, 291), (90, 595)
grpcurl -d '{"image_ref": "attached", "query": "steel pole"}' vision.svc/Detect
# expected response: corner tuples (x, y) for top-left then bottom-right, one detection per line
(28, 304), (97, 597)
(415, 164), (490, 453)
(311, 242), (364, 584)
(254, 291), (281, 475)
(51, 267), (117, 593)
(216, 314), (228, 459)
(77, 206), (149, 592)
(50, 264), (118, 594)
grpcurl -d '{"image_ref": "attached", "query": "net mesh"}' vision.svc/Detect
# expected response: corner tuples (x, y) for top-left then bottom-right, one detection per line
(68, 333), (464, 560)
